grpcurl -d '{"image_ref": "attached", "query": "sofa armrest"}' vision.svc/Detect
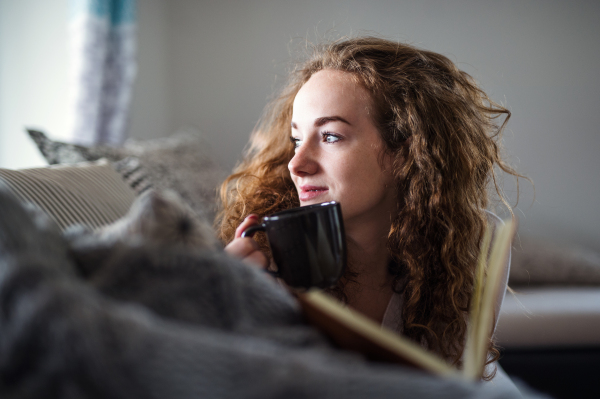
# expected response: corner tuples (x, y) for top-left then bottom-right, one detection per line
(495, 287), (600, 349)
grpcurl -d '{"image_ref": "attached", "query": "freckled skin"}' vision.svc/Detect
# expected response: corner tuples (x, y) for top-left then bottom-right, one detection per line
(288, 69), (397, 232)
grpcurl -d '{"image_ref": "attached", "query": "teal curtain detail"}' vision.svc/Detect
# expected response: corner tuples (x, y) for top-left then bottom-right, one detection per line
(67, 0), (137, 146)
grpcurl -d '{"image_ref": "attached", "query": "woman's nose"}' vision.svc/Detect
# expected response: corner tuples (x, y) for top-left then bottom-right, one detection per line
(288, 143), (319, 177)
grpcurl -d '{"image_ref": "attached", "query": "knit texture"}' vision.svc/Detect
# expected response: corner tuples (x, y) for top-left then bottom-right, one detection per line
(0, 185), (538, 399)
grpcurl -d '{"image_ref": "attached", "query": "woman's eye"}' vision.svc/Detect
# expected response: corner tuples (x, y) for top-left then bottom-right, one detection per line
(322, 133), (341, 143)
(290, 136), (302, 149)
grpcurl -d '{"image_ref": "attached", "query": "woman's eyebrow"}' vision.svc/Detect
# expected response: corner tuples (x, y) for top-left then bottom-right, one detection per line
(291, 116), (352, 130)
(314, 116), (352, 127)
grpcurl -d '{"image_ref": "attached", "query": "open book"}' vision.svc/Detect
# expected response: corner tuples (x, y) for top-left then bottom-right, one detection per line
(296, 219), (516, 380)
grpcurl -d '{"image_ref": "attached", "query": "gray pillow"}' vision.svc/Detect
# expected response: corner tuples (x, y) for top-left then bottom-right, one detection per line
(28, 128), (226, 221)
(28, 129), (125, 164)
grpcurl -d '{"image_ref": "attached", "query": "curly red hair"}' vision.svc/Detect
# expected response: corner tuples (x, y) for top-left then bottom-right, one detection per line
(217, 37), (522, 375)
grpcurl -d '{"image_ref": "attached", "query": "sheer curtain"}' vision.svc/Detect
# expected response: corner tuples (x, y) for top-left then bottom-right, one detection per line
(67, 0), (137, 146)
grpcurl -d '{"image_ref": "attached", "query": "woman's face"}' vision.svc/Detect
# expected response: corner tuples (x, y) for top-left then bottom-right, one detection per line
(289, 69), (397, 228)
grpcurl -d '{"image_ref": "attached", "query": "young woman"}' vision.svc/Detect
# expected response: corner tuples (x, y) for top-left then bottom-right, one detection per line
(218, 37), (521, 377)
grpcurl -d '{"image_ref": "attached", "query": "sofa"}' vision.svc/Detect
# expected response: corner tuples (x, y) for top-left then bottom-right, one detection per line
(495, 241), (600, 398)
(1, 129), (598, 398)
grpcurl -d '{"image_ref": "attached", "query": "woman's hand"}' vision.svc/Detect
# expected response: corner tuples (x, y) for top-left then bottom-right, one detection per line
(224, 215), (269, 270)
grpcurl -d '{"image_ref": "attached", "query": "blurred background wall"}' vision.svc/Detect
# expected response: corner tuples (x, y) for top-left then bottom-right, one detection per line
(1, 0), (599, 250)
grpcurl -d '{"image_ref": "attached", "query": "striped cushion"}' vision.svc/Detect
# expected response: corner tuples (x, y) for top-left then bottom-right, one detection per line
(0, 159), (136, 230)
(113, 157), (153, 195)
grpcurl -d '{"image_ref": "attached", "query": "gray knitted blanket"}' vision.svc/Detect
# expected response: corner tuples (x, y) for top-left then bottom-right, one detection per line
(0, 185), (540, 399)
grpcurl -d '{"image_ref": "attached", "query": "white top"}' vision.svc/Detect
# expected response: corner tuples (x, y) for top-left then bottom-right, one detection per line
(381, 289), (404, 332)
(378, 211), (520, 394)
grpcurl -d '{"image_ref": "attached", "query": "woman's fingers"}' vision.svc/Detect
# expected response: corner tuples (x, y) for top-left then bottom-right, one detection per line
(235, 214), (259, 238)
(242, 248), (269, 270)
(224, 238), (269, 269)
(225, 214), (269, 270)
(224, 235), (259, 259)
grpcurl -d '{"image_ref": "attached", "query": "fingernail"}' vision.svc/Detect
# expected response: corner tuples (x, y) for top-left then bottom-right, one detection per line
(246, 214), (258, 220)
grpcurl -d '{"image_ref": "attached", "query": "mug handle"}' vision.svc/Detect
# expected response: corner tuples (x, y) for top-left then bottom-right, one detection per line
(241, 223), (266, 238)
(240, 223), (279, 278)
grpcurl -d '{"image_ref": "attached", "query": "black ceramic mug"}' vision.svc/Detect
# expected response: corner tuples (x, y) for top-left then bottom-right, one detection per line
(241, 201), (346, 289)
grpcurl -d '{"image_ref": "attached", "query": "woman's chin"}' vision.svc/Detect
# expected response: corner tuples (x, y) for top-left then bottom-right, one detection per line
(300, 199), (322, 207)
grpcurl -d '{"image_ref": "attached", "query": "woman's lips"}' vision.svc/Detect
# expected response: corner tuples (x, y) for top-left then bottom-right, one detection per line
(299, 185), (329, 202)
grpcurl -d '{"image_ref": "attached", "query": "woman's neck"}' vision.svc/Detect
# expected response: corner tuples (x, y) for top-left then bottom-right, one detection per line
(344, 213), (393, 286)
(342, 215), (395, 323)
